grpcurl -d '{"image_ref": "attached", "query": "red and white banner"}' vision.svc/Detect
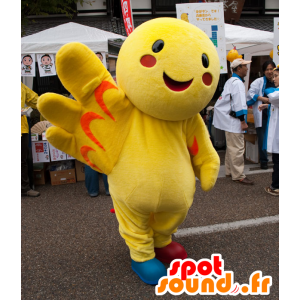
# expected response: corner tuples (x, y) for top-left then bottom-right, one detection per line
(120, 0), (134, 36)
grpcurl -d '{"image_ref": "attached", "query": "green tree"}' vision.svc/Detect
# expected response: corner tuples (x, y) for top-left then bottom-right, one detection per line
(21, 0), (94, 36)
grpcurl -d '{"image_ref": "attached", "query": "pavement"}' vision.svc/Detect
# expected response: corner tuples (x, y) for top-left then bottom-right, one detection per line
(22, 151), (279, 299)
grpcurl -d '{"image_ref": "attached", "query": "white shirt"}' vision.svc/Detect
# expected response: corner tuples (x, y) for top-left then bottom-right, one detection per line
(263, 88), (279, 154)
(213, 74), (248, 134)
(246, 76), (267, 128)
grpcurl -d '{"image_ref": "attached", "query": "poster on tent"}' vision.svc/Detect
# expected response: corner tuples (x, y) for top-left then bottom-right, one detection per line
(273, 18), (279, 66)
(21, 54), (36, 77)
(95, 51), (107, 69)
(37, 54), (56, 77)
(176, 2), (227, 74)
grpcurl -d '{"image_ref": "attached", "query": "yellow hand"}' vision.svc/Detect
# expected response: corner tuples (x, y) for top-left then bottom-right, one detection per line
(187, 114), (220, 191)
(37, 42), (133, 174)
(198, 160), (220, 192)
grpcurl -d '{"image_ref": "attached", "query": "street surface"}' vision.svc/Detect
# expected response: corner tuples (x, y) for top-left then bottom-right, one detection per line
(22, 151), (279, 299)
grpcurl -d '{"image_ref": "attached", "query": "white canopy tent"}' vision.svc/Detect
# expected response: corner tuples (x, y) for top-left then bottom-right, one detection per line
(21, 22), (125, 89)
(21, 21), (273, 56)
(21, 22), (273, 89)
(225, 23), (273, 53)
(21, 22), (125, 54)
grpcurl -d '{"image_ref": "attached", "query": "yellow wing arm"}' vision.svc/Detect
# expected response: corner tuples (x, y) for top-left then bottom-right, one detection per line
(186, 114), (220, 191)
(37, 42), (134, 174)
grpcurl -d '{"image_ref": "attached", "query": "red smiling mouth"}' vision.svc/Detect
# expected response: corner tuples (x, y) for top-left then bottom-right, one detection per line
(163, 72), (193, 92)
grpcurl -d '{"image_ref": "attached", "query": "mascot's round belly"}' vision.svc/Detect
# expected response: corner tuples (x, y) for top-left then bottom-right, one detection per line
(108, 109), (196, 213)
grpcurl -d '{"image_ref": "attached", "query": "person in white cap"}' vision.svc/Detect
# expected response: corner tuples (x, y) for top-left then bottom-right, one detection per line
(213, 58), (254, 185)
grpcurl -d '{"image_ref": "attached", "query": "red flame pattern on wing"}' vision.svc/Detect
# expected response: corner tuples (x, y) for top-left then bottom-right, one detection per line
(80, 81), (118, 169)
(188, 136), (199, 156)
(80, 146), (102, 171)
(80, 112), (106, 151)
(94, 81), (118, 121)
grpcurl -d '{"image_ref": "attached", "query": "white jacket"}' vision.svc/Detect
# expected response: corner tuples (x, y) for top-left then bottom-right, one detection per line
(246, 76), (267, 128)
(213, 74), (248, 134)
(263, 88), (279, 154)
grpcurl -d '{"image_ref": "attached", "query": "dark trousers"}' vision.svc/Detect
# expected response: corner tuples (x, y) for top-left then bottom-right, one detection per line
(21, 134), (30, 193)
(271, 153), (279, 190)
(85, 165), (109, 196)
(256, 118), (268, 164)
(26, 117), (34, 189)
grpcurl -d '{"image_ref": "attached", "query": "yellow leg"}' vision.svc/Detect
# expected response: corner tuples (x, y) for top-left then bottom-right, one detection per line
(112, 197), (188, 261)
(112, 198), (155, 262)
(151, 210), (188, 248)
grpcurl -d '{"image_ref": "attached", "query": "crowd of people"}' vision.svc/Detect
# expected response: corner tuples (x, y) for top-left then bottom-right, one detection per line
(21, 57), (279, 198)
(213, 58), (279, 196)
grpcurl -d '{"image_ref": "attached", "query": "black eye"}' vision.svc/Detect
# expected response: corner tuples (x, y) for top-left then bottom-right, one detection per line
(202, 54), (209, 68)
(152, 40), (164, 53)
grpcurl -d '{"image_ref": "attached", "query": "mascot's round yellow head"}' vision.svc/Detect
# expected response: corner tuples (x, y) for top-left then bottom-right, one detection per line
(116, 17), (220, 121)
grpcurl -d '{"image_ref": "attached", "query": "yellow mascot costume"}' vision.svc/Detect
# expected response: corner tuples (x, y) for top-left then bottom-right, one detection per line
(38, 17), (220, 285)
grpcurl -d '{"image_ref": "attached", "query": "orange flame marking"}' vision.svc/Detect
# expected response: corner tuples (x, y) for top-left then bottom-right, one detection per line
(80, 112), (105, 151)
(188, 136), (199, 156)
(80, 145), (102, 172)
(94, 81), (118, 121)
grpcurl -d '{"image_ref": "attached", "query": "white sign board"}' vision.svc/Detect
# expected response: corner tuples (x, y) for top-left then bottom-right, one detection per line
(66, 154), (75, 160)
(21, 54), (36, 77)
(176, 2), (227, 74)
(49, 143), (67, 161)
(37, 54), (57, 77)
(273, 18), (279, 66)
(32, 141), (50, 163)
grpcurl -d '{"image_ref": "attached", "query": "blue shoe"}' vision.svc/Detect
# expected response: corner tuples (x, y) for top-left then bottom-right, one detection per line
(131, 258), (167, 285)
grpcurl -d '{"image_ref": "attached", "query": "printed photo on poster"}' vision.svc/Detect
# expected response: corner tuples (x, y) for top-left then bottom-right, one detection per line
(21, 54), (36, 77)
(37, 54), (56, 77)
(95, 52), (107, 69)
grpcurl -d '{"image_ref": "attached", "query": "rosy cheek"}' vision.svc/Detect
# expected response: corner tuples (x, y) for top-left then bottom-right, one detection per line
(202, 73), (212, 86)
(140, 55), (156, 68)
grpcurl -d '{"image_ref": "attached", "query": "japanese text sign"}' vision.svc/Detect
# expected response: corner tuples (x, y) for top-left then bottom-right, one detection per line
(176, 3), (227, 73)
(49, 143), (67, 161)
(223, 0), (240, 14)
(32, 141), (50, 163)
(120, 0), (134, 36)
